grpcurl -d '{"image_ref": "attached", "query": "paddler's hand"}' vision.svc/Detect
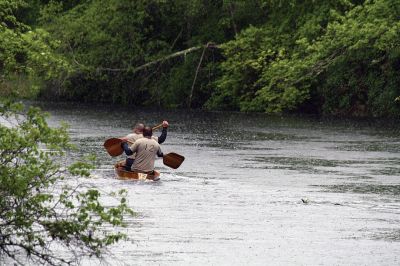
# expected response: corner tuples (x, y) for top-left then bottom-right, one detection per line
(162, 120), (169, 128)
(120, 141), (128, 149)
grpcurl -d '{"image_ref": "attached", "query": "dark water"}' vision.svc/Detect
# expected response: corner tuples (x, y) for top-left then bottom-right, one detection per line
(37, 102), (400, 265)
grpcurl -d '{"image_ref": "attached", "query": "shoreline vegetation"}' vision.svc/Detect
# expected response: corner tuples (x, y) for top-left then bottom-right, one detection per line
(1, 0), (400, 117)
(0, 100), (134, 265)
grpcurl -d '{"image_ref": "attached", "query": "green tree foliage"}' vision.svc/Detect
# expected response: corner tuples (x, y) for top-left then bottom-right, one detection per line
(209, 0), (400, 116)
(0, 100), (133, 265)
(36, 0), (267, 105)
(1, 0), (399, 116)
(313, 0), (400, 116)
(0, 0), (70, 98)
(208, 0), (355, 112)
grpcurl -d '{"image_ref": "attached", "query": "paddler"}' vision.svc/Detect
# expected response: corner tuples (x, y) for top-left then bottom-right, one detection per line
(121, 126), (163, 178)
(121, 121), (168, 171)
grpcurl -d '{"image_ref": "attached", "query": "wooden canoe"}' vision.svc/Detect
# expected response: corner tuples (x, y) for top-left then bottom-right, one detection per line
(114, 160), (160, 181)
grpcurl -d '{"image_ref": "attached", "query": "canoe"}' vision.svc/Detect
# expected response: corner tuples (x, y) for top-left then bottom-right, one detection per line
(114, 160), (160, 181)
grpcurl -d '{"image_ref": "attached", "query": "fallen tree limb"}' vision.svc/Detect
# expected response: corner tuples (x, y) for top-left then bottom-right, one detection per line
(96, 42), (219, 73)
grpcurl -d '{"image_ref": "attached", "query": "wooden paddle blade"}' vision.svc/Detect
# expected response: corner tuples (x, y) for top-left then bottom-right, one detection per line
(104, 138), (123, 157)
(163, 152), (185, 169)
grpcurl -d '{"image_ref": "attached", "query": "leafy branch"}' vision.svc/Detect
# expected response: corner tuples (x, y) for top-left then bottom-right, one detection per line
(0, 100), (134, 265)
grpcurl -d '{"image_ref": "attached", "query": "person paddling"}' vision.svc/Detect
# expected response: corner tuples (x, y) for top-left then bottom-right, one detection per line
(121, 126), (163, 178)
(120, 123), (144, 171)
(123, 121), (168, 143)
(123, 123), (145, 143)
(121, 121), (168, 171)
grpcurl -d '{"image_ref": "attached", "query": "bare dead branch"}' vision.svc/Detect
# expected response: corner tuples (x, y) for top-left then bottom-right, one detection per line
(188, 43), (209, 108)
(95, 43), (219, 73)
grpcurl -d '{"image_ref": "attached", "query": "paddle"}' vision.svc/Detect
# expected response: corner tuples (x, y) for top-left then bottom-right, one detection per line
(104, 123), (163, 156)
(163, 152), (185, 169)
(103, 138), (132, 156)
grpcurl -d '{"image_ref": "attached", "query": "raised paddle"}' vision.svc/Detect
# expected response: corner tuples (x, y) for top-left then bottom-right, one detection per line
(163, 152), (185, 169)
(104, 123), (163, 156)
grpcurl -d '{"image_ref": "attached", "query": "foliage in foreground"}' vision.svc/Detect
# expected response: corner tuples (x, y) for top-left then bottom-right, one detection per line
(0, 100), (133, 265)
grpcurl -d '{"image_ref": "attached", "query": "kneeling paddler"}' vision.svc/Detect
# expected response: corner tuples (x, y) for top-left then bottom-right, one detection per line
(121, 121), (168, 171)
(121, 126), (163, 177)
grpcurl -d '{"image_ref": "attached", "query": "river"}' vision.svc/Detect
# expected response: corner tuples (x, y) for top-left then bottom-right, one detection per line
(39, 102), (400, 265)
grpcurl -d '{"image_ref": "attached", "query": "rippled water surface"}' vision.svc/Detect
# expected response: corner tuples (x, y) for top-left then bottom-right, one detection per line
(38, 102), (400, 265)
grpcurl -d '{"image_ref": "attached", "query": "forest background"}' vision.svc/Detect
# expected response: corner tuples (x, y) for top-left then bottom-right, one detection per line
(1, 0), (400, 117)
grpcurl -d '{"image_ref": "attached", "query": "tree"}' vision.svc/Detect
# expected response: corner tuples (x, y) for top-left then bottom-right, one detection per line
(0, 100), (133, 265)
(0, 0), (71, 99)
(208, 0), (400, 116)
(3, 0), (399, 116)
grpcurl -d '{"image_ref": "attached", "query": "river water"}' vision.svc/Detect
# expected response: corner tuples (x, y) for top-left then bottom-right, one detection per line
(39, 102), (400, 265)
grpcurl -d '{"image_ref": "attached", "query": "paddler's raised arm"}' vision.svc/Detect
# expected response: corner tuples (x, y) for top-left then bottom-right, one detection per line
(158, 120), (169, 144)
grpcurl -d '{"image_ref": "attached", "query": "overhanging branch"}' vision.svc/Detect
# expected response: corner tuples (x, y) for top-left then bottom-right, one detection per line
(95, 42), (219, 73)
